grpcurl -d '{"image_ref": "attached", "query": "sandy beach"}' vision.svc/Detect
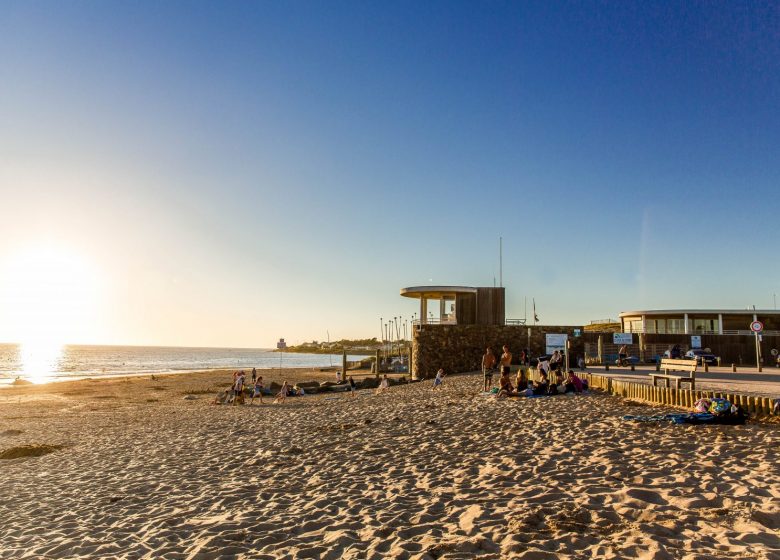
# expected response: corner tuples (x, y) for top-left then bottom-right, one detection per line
(1, 370), (778, 559)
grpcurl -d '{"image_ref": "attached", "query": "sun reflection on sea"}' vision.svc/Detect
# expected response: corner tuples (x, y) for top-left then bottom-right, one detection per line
(20, 341), (63, 384)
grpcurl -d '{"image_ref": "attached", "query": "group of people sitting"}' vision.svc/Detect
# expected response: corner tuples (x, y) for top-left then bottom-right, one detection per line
(482, 345), (588, 398)
(495, 367), (587, 398)
(213, 370), (306, 405)
(213, 370), (395, 405)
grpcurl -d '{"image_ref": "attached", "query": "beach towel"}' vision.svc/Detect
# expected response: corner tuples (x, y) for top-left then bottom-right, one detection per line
(623, 411), (746, 425)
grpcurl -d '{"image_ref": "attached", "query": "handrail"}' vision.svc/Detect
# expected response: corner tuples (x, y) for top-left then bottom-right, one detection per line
(624, 328), (780, 336)
(412, 318), (457, 326)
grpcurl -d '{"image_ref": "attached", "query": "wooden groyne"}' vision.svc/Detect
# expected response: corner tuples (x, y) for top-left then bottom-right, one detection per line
(523, 368), (777, 417)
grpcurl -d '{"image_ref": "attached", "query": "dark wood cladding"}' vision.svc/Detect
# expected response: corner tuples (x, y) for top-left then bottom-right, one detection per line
(454, 288), (504, 325)
(455, 293), (476, 325)
(476, 287), (505, 326)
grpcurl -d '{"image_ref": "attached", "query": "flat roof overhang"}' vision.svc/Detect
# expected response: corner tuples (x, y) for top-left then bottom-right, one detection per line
(619, 309), (780, 318)
(400, 286), (478, 299)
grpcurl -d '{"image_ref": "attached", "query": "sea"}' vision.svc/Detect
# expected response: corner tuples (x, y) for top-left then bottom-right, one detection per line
(0, 343), (369, 385)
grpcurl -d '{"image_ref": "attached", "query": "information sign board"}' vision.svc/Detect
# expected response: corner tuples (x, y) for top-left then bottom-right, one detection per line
(545, 333), (568, 354)
(613, 333), (633, 345)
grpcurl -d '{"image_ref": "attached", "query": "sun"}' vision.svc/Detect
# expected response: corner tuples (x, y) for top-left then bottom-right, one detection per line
(0, 245), (102, 382)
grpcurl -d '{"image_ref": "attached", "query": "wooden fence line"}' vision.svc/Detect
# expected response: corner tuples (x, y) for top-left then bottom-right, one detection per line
(522, 367), (776, 417)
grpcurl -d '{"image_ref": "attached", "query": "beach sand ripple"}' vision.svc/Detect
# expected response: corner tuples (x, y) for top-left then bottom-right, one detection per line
(0, 372), (778, 559)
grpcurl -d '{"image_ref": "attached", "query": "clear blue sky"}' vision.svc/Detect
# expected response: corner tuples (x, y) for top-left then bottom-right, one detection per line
(1, 1), (778, 346)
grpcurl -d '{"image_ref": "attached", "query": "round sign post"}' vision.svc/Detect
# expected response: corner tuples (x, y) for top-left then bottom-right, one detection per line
(750, 322), (763, 372)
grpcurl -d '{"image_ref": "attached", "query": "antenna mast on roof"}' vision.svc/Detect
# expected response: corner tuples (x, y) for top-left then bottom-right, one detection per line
(499, 236), (503, 288)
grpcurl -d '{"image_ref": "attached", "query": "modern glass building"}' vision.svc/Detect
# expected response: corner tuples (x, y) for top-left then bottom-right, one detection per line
(618, 310), (780, 336)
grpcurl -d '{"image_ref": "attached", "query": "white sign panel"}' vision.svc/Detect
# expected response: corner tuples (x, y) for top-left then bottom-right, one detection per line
(277, 338), (287, 349)
(690, 335), (702, 349)
(613, 333), (633, 345)
(546, 333), (568, 354)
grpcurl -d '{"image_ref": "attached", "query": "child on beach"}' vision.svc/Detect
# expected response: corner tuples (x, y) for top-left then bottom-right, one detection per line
(251, 376), (264, 404)
(348, 376), (357, 396)
(274, 381), (289, 404)
(432, 369), (445, 390)
(376, 374), (390, 394)
(523, 382), (534, 397)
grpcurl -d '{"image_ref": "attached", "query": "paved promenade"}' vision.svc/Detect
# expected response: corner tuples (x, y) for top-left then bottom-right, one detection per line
(581, 364), (780, 399)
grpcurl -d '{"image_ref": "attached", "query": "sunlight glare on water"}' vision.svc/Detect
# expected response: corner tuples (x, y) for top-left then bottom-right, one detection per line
(20, 341), (63, 384)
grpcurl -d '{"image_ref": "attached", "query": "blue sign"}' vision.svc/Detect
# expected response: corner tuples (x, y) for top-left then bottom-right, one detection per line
(613, 333), (633, 345)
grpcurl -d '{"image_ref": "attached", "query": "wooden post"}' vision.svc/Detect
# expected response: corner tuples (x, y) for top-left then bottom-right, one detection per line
(598, 335), (603, 365)
(342, 350), (347, 381)
(732, 363), (737, 373)
(375, 349), (381, 375)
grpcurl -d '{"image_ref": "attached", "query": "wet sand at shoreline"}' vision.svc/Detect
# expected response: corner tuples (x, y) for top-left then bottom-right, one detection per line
(1, 371), (778, 559)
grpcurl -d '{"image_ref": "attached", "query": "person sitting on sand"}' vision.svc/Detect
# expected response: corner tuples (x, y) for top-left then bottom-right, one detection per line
(251, 376), (265, 404)
(533, 372), (549, 395)
(496, 370), (516, 398)
(564, 370), (584, 393)
(274, 381), (289, 404)
(548, 371), (565, 395)
(212, 389), (230, 405)
(523, 381), (534, 397)
(432, 369), (445, 390)
(515, 368), (526, 391)
(376, 374), (390, 394)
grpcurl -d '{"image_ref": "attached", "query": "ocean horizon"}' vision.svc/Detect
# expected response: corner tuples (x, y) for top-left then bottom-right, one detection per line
(0, 343), (370, 385)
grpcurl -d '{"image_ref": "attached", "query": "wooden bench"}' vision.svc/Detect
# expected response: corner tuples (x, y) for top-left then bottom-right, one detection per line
(649, 359), (697, 390)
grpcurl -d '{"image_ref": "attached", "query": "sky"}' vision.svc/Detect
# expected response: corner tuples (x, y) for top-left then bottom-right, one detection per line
(1, 1), (779, 348)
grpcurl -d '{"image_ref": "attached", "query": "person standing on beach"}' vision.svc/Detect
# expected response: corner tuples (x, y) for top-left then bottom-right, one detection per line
(233, 371), (246, 405)
(251, 368), (257, 385)
(349, 376), (357, 397)
(250, 376), (264, 404)
(500, 345), (512, 376)
(482, 347), (497, 392)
